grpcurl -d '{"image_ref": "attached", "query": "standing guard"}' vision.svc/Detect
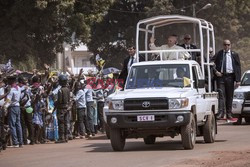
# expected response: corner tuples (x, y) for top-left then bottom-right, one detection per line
(55, 74), (70, 143)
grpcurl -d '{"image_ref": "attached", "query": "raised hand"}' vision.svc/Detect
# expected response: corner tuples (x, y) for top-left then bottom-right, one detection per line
(150, 36), (155, 43)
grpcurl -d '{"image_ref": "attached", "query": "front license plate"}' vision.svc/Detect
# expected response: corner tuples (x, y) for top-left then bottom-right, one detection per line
(137, 115), (155, 122)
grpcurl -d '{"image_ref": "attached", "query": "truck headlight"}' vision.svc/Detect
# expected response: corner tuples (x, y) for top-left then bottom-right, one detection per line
(169, 98), (189, 109)
(234, 92), (244, 99)
(109, 100), (124, 110)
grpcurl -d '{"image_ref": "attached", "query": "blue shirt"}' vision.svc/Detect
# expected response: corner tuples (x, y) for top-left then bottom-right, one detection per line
(75, 89), (86, 109)
(85, 88), (94, 102)
(7, 85), (21, 107)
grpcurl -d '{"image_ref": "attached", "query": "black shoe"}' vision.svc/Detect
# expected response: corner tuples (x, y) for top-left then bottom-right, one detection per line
(35, 141), (40, 144)
(85, 134), (90, 138)
(19, 144), (23, 148)
(40, 141), (45, 144)
(30, 142), (34, 145)
(2, 144), (7, 150)
(55, 140), (66, 144)
(216, 113), (224, 119)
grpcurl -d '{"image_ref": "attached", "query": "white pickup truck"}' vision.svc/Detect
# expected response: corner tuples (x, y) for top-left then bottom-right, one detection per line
(104, 15), (218, 151)
(232, 70), (250, 124)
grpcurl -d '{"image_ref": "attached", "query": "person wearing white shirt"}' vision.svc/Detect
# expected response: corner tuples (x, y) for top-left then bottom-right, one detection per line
(5, 75), (23, 147)
(18, 76), (34, 145)
(119, 46), (138, 87)
(74, 81), (87, 138)
(85, 83), (95, 136)
(214, 39), (241, 122)
(149, 35), (191, 60)
(179, 34), (199, 61)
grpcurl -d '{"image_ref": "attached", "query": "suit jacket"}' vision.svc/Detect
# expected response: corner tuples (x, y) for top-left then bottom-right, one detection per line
(179, 44), (199, 61)
(213, 50), (241, 82)
(119, 55), (144, 84)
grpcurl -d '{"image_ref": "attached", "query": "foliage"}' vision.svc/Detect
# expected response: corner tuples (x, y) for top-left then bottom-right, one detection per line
(0, 0), (113, 69)
(88, 0), (174, 68)
(0, 0), (250, 72)
(89, 0), (250, 72)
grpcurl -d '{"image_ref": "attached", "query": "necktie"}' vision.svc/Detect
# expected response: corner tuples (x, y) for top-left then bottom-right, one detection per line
(222, 52), (227, 74)
(130, 57), (134, 67)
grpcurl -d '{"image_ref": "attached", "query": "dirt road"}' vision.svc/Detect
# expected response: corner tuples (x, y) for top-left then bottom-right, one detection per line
(0, 121), (250, 167)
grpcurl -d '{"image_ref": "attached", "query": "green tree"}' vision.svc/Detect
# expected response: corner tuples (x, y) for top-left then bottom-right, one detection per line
(88, 0), (174, 69)
(0, 0), (113, 69)
(89, 0), (250, 72)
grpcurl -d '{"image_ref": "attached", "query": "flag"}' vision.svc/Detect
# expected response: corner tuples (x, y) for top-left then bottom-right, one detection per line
(95, 54), (105, 68)
(183, 77), (191, 87)
(107, 73), (113, 79)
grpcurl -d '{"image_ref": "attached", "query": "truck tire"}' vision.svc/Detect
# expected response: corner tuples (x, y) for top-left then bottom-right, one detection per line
(203, 113), (216, 143)
(110, 128), (125, 151)
(233, 116), (242, 125)
(245, 117), (250, 123)
(143, 136), (156, 145)
(181, 113), (196, 150)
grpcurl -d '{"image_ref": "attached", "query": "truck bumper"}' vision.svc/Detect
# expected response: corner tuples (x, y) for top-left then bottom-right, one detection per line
(232, 99), (250, 116)
(106, 111), (191, 129)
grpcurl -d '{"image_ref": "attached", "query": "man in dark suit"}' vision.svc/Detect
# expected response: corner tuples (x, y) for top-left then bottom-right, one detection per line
(213, 39), (241, 122)
(119, 46), (143, 88)
(180, 34), (199, 61)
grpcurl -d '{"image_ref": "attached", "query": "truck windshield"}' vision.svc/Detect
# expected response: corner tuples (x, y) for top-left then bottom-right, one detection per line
(126, 64), (190, 89)
(241, 73), (250, 86)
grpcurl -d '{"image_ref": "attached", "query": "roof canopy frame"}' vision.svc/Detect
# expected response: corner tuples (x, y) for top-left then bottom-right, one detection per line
(135, 15), (215, 92)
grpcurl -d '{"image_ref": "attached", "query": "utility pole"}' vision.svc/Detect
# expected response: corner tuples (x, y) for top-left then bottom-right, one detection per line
(192, 4), (196, 44)
(192, 3), (212, 44)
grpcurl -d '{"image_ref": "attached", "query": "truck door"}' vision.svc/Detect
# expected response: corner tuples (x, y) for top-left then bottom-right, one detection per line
(192, 65), (206, 123)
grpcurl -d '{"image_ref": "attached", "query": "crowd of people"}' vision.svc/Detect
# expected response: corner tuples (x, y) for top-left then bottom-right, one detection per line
(0, 65), (121, 151)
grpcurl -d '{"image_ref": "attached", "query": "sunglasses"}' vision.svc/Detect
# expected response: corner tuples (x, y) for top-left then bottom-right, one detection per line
(184, 38), (191, 40)
(224, 44), (230, 46)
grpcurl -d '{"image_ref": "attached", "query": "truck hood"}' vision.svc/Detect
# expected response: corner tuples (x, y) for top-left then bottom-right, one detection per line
(110, 88), (194, 100)
(234, 85), (250, 92)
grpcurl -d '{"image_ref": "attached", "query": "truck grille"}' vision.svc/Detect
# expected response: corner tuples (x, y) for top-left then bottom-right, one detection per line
(245, 91), (250, 100)
(244, 92), (250, 107)
(124, 98), (168, 110)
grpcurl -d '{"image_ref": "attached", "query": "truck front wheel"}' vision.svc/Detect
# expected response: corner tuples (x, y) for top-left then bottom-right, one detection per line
(143, 136), (156, 144)
(181, 113), (196, 150)
(110, 128), (125, 151)
(203, 113), (216, 143)
(245, 117), (250, 123)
